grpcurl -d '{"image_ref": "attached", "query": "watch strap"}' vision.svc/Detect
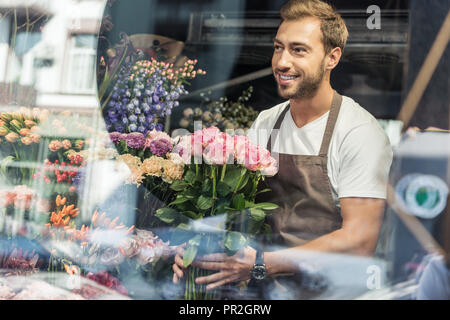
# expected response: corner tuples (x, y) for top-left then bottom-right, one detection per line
(255, 249), (264, 265)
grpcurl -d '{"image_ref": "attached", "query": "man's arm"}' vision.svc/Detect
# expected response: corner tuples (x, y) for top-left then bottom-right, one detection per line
(264, 197), (385, 275)
(174, 196), (385, 290)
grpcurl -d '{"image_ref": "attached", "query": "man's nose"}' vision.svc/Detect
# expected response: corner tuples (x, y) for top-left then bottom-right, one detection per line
(273, 49), (292, 71)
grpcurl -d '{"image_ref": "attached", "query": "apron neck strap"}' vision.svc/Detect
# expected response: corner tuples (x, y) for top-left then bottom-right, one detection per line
(266, 91), (343, 156)
(266, 102), (291, 152)
(319, 91), (342, 156)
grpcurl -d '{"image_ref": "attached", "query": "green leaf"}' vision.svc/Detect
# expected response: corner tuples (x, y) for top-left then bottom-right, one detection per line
(249, 208), (265, 221)
(215, 199), (231, 214)
(183, 188), (198, 199)
(183, 211), (202, 220)
(222, 166), (244, 189)
(184, 170), (196, 184)
(224, 231), (248, 256)
(248, 219), (264, 236)
(176, 201), (198, 213)
(236, 173), (250, 191)
(169, 195), (190, 206)
(155, 208), (180, 224)
(119, 139), (128, 153)
(170, 180), (190, 191)
(189, 234), (202, 246)
(201, 179), (212, 195)
(244, 200), (255, 208)
(197, 195), (213, 210)
(216, 181), (231, 197)
(0, 156), (14, 176)
(252, 202), (279, 210)
(256, 188), (271, 195)
(183, 244), (198, 268)
(231, 194), (245, 211)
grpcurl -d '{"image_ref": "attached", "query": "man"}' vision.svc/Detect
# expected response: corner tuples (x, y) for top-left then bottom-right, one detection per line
(172, 0), (393, 296)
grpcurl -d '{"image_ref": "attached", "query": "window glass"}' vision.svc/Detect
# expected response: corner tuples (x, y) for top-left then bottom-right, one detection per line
(0, 0), (448, 302)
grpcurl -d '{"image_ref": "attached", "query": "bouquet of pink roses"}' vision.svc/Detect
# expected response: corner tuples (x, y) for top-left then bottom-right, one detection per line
(155, 126), (278, 299)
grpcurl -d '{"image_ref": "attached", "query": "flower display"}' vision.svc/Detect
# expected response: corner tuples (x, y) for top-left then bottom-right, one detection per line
(172, 126), (278, 175)
(119, 229), (174, 265)
(148, 138), (172, 157)
(85, 270), (128, 296)
(155, 126), (279, 300)
(45, 198), (80, 228)
(103, 58), (206, 134)
(0, 246), (40, 277)
(0, 107), (46, 184)
(32, 155), (85, 186)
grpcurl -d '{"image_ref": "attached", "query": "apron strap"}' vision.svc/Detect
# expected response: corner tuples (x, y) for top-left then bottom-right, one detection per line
(266, 91), (343, 156)
(266, 103), (291, 153)
(319, 91), (342, 156)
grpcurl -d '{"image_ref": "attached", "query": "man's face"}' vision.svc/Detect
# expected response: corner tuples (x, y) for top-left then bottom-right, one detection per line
(272, 17), (328, 99)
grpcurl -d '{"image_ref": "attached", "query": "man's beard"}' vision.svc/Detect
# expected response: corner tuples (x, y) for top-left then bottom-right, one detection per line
(276, 59), (326, 99)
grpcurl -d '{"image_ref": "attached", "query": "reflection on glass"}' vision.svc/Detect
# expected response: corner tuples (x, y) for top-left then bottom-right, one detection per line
(0, 0), (448, 301)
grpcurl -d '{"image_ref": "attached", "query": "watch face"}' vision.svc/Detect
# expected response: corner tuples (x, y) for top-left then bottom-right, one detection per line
(251, 265), (267, 280)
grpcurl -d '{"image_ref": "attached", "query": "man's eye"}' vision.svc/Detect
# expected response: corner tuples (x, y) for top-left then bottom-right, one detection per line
(293, 48), (305, 53)
(274, 45), (282, 51)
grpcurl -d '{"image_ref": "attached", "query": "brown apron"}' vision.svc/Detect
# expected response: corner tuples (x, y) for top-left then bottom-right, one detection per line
(253, 91), (343, 299)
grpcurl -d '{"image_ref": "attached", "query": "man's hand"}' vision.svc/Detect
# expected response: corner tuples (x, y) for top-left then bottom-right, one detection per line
(172, 246), (186, 283)
(172, 246), (257, 291)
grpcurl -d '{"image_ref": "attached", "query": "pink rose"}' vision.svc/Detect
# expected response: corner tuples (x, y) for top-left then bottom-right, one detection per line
(234, 135), (250, 165)
(201, 126), (221, 145)
(259, 157), (279, 176)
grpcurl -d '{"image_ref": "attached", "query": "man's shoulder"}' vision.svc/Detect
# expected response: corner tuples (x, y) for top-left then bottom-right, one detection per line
(335, 95), (391, 151)
(337, 95), (384, 134)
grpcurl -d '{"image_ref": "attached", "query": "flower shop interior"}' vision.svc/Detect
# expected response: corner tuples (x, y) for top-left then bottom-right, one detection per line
(0, 0), (449, 301)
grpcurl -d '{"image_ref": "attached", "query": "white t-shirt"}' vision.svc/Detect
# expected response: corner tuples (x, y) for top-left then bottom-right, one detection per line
(247, 95), (393, 207)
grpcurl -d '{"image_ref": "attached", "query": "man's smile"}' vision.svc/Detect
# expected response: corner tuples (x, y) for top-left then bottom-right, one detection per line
(276, 72), (300, 85)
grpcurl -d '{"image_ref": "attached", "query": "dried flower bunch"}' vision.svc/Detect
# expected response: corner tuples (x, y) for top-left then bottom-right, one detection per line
(178, 86), (258, 134)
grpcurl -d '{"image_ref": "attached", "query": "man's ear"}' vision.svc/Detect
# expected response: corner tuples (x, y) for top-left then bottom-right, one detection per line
(326, 47), (342, 70)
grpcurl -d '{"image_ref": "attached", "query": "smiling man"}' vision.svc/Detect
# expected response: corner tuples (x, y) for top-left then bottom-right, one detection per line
(172, 0), (393, 298)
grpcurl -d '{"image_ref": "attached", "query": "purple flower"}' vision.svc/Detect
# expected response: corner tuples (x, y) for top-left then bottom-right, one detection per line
(109, 132), (123, 144)
(149, 139), (172, 156)
(129, 124), (138, 132)
(124, 132), (145, 149)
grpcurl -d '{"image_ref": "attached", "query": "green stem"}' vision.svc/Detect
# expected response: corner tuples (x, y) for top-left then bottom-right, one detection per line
(212, 166), (216, 199)
(220, 164), (227, 181)
(211, 166), (217, 216)
(11, 143), (26, 183)
(249, 173), (261, 199)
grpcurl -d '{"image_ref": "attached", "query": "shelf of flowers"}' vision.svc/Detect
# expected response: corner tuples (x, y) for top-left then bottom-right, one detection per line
(0, 30), (281, 298)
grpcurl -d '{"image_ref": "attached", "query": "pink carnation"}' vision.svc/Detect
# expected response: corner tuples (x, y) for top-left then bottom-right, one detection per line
(147, 129), (171, 142)
(173, 135), (193, 164)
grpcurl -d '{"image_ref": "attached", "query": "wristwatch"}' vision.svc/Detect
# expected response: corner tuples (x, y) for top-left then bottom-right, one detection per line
(250, 249), (267, 280)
